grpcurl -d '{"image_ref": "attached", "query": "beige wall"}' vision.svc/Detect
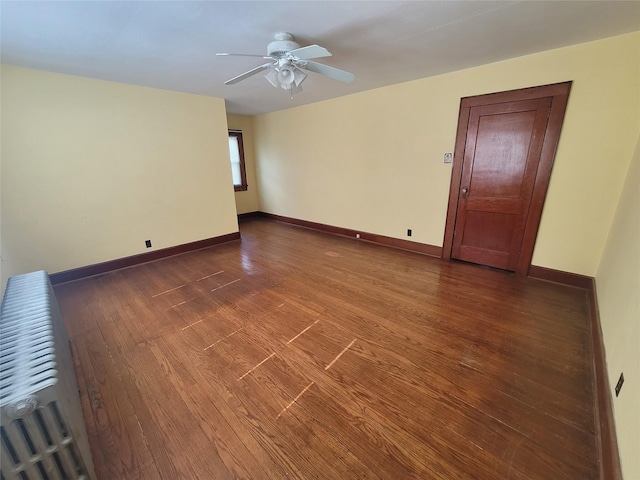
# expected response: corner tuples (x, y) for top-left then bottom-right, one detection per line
(596, 133), (640, 480)
(227, 114), (260, 214)
(254, 32), (640, 277)
(1, 65), (238, 287)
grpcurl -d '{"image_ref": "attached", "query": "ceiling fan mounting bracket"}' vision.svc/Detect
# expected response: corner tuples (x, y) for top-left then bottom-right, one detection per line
(267, 32), (300, 58)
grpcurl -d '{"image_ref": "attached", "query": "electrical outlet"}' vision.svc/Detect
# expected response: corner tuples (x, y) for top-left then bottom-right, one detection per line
(615, 372), (624, 397)
(356, 233), (360, 239)
(444, 153), (453, 164)
(145, 240), (152, 248)
(407, 229), (412, 237)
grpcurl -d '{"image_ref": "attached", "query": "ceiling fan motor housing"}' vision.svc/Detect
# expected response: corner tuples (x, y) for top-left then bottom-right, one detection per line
(267, 32), (300, 58)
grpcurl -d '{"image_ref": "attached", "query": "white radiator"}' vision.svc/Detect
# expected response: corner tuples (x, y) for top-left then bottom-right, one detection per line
(1, 271), (96, 480)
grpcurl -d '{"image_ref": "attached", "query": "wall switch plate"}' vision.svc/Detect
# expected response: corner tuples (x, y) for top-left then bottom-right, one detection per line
(145, 240), (152, 248)
(444, 153), (453, 164)
(615, 372), (624, 397)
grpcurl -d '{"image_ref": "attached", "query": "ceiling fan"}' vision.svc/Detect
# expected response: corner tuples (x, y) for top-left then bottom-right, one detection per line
(216, 32), (355, 96)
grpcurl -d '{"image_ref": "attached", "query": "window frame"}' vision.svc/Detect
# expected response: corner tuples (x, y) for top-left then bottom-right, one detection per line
(228, 130), (248, 192)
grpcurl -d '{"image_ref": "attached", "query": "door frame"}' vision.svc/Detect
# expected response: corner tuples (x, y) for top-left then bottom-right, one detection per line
(442, 82), (572, 275)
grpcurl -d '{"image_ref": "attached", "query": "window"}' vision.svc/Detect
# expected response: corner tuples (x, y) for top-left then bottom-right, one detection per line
(228, 130), (247, 192)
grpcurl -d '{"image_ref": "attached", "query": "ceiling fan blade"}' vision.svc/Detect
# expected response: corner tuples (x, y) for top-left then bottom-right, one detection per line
(301, 61), (355, 83)
(216, 53), (271, 59)
(288, 44), (331, 60)
(224, 63), (274, 85)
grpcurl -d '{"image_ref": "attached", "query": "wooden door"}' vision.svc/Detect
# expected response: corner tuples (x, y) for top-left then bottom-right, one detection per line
(443, 82), (572, 275)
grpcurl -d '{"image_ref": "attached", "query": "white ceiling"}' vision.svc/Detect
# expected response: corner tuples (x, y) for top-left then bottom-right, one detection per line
(2, 1), (639, 116)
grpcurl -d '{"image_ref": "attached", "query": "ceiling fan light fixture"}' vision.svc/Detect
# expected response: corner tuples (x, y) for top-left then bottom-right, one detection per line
(264, 68), (279, 88)
(277, 67), (306, 91)
(277, 65), (296, 87)
(292, 68), (307, 87)
(264, 59), (307, 94)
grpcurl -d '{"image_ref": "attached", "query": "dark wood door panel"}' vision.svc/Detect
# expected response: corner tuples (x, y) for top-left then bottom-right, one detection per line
(464, 197), (521, 213)
(468, 110), (538, 198)
(457, 210), (517, 269)
(461, 211), (517, 252)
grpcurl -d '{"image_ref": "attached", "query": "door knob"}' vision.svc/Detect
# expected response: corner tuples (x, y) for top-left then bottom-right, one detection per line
(462, 186), (469, 197)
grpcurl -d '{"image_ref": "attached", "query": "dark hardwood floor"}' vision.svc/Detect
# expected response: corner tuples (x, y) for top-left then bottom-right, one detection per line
(54, 218), (598, 479)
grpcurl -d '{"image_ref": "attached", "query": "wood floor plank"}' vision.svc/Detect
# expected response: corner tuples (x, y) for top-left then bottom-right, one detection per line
(148, 337), (271, 479)
(54, 218), (599, 479)
(73, 328), (154, 479)
(113, 339), (234, 479)
(155, 330), (293, 479)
